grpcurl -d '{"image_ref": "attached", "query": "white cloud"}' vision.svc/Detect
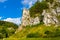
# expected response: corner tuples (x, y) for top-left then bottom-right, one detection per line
(29, 1), (33, 8)
(21, 0), (42, 8)
(0, 17), (2, 19)
(21, 0), (37, 8)
(4, 17), (22, 25)
(0, 0), (7, 3)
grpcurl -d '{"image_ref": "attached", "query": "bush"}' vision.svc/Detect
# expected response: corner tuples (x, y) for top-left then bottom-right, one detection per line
(27, 33), (41, 38)
(44, 31), (55, 37)
(29, 1), (49, 17)
(54, 29), (60, 37)
(0, 21), (18, 39)
(44, 28), (60, 38)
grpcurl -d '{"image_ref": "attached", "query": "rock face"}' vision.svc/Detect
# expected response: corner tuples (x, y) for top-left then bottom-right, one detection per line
(21, 8), (60, 27)
(42, 9), (58, 26)
(21, 8), (40, 27)
(21, 8), (30, 26)
(21, 0), (60, 27)
(41, 0), (60, 26)
(30, 17), (40, 25)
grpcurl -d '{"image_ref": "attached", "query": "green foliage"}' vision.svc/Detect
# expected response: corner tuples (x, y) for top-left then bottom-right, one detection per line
(3, 38), (60, 40)
(0, 21), (18, 39)
(4, 25), (60, 40)
(27, 33), (41, 38)
(54, 29), (60, 37)
(29, 1), (49, 17)
(0, 21), (18, 29)
(9, 23), (60, 38)
(44, 31), (55, 37)
(57, 16), (60, 22)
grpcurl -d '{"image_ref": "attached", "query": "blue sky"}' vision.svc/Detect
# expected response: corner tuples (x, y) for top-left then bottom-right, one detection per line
(0, 0), (40, 25)
(0, 0), (22, 18)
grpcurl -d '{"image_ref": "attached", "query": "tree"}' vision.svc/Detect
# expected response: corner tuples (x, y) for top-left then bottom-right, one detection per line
(0, 21), (18, 39)
(29, 1), (49, 17)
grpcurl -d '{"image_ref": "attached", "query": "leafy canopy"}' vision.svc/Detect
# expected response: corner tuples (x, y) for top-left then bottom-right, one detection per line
(29, 1), (49, 17)
(0, 21), (18, 39)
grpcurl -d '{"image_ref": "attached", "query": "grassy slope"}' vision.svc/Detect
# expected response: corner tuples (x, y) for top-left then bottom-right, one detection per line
(11, 25), (56, 38)
(4, 24), (60, 40)
(4, 37), (60, 40)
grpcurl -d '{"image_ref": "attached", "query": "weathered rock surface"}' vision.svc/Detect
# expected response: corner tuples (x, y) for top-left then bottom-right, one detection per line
(20, 0), (60, 27)
(42, 9), (59, 26)
(21, 8), (40, 27)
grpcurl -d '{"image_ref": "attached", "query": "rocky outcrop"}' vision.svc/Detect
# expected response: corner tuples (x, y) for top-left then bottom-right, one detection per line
(30, 17), (40, 25)
(41, 0), (60, 26)
(21, 8), (30, 26)
(21, 8), (40, 27)
(42, 9), (58, 26)
(20, 0), (60, 27)
(21, 8), (60, 27)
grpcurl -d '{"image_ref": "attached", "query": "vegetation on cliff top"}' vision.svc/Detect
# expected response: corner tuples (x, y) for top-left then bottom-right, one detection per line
(29, 1), (49, 17)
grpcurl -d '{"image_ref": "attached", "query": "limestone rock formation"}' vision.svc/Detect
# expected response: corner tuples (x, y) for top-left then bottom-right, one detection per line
(21, 8), (30, 26)
(20, 0), (60, 27)
(30, 17), (40, 25)
(21, 8), (60, 27)
(42, 9), (58, 26)
(21, 8), (40, 27)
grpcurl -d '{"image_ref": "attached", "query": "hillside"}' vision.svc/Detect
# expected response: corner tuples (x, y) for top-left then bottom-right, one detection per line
(0, 21), (18, 39)
(4, 24), (60, 40)
(0, 21), (18, 29)
(11, 24), (60, 38)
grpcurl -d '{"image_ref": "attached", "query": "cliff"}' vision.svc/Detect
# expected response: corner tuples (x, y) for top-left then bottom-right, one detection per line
(19, 0), (60, 29)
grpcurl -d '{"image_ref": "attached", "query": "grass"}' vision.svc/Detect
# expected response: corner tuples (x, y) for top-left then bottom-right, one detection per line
(2, 24), (60, 40)
(8, 24), (59, 38)
(3, 37), (60, 40)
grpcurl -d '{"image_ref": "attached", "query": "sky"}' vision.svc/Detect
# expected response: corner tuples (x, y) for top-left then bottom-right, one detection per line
(0, 0), (41, 25)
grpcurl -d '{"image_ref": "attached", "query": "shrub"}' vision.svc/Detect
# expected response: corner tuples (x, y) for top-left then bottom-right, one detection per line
(54, 29), (60, 37)
(0, 21), (18, 39)
(44, 31), (55, 37)
(27, 33), (41, 38)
